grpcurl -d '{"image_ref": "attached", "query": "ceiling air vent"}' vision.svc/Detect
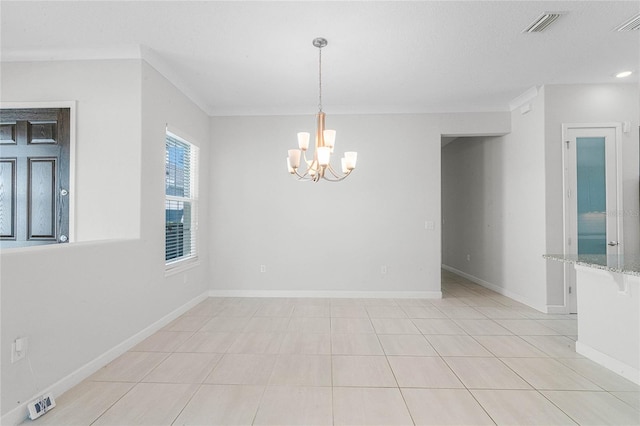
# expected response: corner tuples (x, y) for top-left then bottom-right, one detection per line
(522, 12), (563, 33)
(614, 13), (640, 31)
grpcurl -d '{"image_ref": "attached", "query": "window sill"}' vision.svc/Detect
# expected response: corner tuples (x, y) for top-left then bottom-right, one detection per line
(165, 257), (201, 277)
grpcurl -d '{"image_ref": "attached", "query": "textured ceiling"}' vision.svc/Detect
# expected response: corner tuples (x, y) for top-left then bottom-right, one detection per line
(1, 1), (638, 116)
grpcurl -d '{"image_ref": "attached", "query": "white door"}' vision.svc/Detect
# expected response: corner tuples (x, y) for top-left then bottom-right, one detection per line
(563, 125), (622, 313)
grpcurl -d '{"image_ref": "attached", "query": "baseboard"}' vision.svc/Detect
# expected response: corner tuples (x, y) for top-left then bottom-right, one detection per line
(1, 291), (209, 426)
(576, 341), (640, 385)
(442, 264), (546, 312)
(209, 289), (442, 299)
(545, 305), (570, 314)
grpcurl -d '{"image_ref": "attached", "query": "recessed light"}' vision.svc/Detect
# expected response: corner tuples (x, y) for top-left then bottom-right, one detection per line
(615, 71), (633, 78)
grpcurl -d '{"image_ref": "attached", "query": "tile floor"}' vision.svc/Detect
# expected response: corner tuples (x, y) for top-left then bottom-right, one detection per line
(29, 270), (640, 425)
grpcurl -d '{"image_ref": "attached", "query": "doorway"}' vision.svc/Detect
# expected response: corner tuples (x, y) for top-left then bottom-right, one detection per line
(562, 124), (623, 313)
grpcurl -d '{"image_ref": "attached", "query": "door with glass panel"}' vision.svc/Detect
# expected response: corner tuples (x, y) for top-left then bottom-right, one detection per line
(563, 125), (621, 313)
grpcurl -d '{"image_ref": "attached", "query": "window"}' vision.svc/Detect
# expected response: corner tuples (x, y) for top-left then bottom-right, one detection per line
(165, 131), (198, 265)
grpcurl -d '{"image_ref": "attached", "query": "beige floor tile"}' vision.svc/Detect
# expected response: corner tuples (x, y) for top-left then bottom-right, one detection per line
(611, 391), (640, 411)
(520, 335), (583, 358)
(444, 357), (531, 389)
(268, 354), (332, 386)
(331, 305), (369, 318)
(471, 389), (577, 425)
(331, 333), (384, 355)
(556, 358), (640, 391)
(175, 331), (238, 353)
(474, 306), (528, 319)
(395, 298), (429, 307)
(331, 318), (375, 333)
(92, 383), (198, 426)
(292, 305), (331, 318)
(402, 388), (495, 426)
(453, 319), (512, 336)
(243, 317), (290, 332)
(130, 331), (194, 352)
(412, 318), (467, 335)
(254, 303), (295, 317)
(287, 317), (331, 333)
(366, 306), (408, 318)
(473, 335), (549, 357)
(163, 315), (211, 332)
(205, 353), (277, 385)
(456, 297), (505, 307)
(333, 387), (413, 425)
(216, 304), (259, 317)
(426, 335), (494, 357)
(183, 299), (222, 317)
(141, 352), (221, 383)
(542, 390), (640, 425)
(279, 332), (331, 354)
(332, 355), (397, 387)
(429, 298), (470, 307)
(91, 351), (169, 382)
(439, 307), (487, 319)
(226, 332), (284, 354)
(371, 318), (420, 334)
(200, 316), (251, 332)
(495, 319), (560, 335)
(387, 356), (463, 388)
(331, 298), (360, 306)
(253, 386), (332, 425)
(501, 357), (601, 390)
(378, 334), (438, 356)
(31, 381), (134, 426)
(172, 384), (264, 426)
(535, 319), (578, 335)
(401, 306), (447, 319)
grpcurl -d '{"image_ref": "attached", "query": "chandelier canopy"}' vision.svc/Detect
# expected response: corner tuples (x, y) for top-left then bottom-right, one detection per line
(286, 37), (357, 182)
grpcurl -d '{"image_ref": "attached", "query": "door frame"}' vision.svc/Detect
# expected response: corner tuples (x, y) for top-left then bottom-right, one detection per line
(1, 101), (77, 243)
(561, 122), (623, 313)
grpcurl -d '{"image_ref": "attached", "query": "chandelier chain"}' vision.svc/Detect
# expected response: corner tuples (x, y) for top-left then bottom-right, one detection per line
(318, 45), (323, 112)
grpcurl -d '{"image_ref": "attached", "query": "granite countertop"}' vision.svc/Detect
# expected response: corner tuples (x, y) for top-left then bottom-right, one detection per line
(544, 254), (640, 277)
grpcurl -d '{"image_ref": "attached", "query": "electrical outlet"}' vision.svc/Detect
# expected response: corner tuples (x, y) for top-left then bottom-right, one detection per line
(260, 265), (266, 273)
(11, 337), (28, 363)
(466, 254), (471, 262)
(381, 265), (387, 274)
(425, 221), (435, 230)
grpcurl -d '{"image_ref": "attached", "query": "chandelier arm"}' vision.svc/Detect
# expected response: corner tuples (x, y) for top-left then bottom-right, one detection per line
(323, 164), (351, 181)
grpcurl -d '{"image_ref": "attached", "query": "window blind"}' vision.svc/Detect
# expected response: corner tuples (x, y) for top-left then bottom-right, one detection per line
(165, 131), (198, 265)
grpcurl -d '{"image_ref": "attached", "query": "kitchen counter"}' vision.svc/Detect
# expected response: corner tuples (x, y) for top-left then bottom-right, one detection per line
(543, 254), (640, 276)
(545, 254), (640, 385)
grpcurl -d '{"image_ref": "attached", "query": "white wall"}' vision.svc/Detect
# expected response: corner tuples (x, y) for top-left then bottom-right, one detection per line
(209, 112), (509, 296)
(442, 88), (548, 309)
(0, 59), (209, 420)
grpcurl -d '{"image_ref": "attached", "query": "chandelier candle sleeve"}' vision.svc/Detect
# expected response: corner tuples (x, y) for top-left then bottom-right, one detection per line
(286, 37), (357, 183)
(288, 149), (301, 169)
(323, 129), (336, 152)
(297, 132), (310, 150)
(344, 152), (357, 170)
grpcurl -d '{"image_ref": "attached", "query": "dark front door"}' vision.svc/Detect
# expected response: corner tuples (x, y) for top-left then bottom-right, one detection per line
(0, 108), (70, 248)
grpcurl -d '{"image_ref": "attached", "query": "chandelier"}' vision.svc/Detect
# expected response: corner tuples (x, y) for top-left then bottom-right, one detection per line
(286, 37), (357, 182)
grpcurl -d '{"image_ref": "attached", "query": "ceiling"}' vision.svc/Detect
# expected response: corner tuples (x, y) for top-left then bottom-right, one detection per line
(1, 1), (638, 116)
